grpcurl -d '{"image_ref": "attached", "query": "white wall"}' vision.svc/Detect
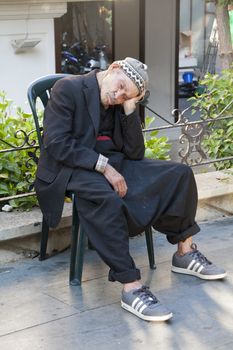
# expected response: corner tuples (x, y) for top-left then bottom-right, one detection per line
(0, 19), (55, 111)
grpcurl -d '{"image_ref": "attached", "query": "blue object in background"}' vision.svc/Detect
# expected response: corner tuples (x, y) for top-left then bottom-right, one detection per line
(183, 71), (194, 83)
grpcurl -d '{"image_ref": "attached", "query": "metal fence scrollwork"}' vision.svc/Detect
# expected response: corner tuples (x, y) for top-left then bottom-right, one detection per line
(175, 99), (233, 167)
(0, 129), (39, 203)
(143, 99), (233, 168)
(175, 108), (210, 166)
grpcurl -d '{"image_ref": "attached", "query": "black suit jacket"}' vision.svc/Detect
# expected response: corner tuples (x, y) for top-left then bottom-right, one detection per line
(35, 70), (145, 227)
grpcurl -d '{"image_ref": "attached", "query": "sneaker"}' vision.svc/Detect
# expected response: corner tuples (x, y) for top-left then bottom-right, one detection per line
(171, 243), (227, 280)
(121, 285), (173, 322)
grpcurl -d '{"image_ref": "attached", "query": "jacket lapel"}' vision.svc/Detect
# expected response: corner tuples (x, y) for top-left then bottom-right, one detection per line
(83, 71), (100, 137)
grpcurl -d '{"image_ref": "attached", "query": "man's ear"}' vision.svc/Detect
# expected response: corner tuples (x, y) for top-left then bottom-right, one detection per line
(108, 62), (121, 71)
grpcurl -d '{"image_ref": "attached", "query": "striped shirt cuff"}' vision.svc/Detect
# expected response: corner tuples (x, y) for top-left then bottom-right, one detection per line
(95, 154), (109, 173)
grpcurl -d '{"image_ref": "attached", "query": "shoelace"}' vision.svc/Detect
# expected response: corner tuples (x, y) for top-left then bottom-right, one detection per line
(133, 286), (159, 306)
(190, 243), (212, 266)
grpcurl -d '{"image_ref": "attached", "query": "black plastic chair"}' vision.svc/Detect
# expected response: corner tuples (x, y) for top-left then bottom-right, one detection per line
(27, 74), (156, 286)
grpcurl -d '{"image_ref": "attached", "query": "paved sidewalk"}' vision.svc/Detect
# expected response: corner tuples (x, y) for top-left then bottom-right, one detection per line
(0, 217), (233, 350)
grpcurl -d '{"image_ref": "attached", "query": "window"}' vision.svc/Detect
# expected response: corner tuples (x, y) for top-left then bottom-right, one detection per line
(56, 1), (113, 74)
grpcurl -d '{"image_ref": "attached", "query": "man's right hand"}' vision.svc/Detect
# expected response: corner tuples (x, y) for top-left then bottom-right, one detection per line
(103, 164), (128, 198)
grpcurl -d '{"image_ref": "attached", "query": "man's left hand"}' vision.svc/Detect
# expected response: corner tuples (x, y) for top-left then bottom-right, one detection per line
(123, 91), (145, 115)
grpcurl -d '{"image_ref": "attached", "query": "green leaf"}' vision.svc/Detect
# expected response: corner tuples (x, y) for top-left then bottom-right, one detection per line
(191, 66), (233, 170)
(0, 90), (39, 210)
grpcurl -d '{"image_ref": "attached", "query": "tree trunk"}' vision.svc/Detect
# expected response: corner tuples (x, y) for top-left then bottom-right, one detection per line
(215, 1), (233, 70)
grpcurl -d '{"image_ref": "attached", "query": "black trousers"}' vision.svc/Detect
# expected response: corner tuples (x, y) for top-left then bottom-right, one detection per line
(67, 159), (200, 284)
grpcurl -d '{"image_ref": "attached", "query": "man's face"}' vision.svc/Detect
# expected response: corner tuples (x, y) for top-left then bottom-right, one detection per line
(100, 67), (139, 108)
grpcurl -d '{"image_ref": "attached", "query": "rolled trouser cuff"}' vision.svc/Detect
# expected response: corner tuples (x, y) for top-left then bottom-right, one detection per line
(166, 223), (200, 245)
(108, 268), (141, 283)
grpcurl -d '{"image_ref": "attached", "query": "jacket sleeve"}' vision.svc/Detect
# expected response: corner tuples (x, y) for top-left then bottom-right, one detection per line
(42, 78), (99, 170)
(118, 108), (145, 160)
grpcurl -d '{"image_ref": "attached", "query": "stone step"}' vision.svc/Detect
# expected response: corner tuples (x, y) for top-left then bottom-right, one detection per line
(0, 202), (72, 241)
(195, 170), (233, 221)
(0, 202), (73, 255)
(195, 170), (233, 200)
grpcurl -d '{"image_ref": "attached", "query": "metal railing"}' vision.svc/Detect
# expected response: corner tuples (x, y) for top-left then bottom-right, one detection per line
(143, 99), (233, 167)
(1, 100), (233, 204)
(0, 129), (39, 203)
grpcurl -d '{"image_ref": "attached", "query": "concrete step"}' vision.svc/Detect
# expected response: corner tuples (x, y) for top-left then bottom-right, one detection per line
(195, 170), (233, 221)
(0, 202), (72, 241)
(0, 202), (72, 255)
(0, 170), (233, 254)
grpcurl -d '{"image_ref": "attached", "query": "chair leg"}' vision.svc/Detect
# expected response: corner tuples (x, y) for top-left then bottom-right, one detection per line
(39, 217), (49, 261)
(145, 226), (156, 270)
(69, 199), (86, 286)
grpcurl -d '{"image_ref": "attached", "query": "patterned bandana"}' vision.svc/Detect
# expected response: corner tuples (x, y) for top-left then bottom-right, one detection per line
(117, 57), (148, 94)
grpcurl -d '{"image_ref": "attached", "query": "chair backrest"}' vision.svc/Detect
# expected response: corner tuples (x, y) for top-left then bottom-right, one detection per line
(27, 73), (70, 149)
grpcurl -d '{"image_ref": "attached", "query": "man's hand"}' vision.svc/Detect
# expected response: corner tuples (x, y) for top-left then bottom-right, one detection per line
(123, 91), (146, 115)
(103, 164), (128, 198)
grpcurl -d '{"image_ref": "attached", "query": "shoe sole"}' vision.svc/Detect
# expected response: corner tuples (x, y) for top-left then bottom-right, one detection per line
(171, 266), (227, 280)
(121, 301), (173, 322)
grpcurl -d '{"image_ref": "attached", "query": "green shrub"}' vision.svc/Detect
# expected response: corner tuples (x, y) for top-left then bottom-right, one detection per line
(144, 116), (171, 160)
(0, 91), (38, 210)
(190, 67), (233, 170)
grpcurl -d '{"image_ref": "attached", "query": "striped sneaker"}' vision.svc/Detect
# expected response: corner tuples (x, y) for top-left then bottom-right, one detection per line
(171, 243), (227, 280)
(121, 285), (173, 322)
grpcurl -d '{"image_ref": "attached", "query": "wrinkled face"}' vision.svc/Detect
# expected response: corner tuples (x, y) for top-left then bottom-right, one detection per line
(100, 67), (139, 108)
